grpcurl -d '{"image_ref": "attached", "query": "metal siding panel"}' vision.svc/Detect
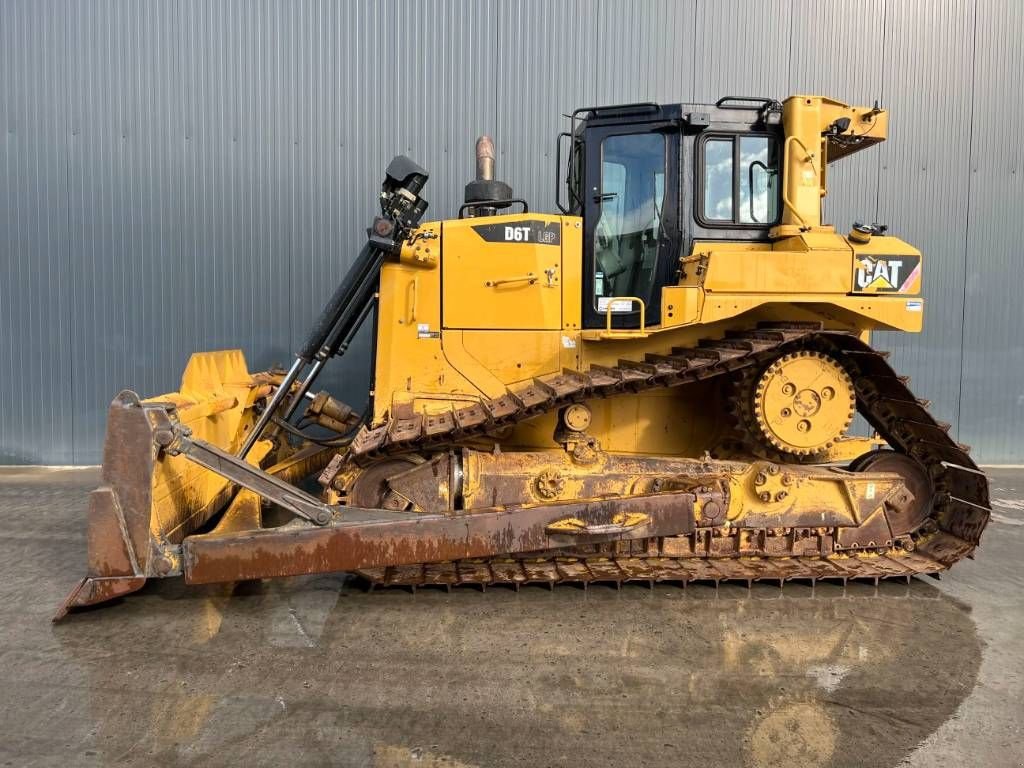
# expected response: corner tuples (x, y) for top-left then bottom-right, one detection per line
(594, 1), (698, 105)
(496, 0), (600, 215)
(873, 0), (976, 443)
(0, 0), (1017, 463)
(693, 0), (792, 103)
(959, 0), (1024, 461)
(64, 1), (294, 463)
(789, 0), (886, 236)
(0, 1), (74, 464)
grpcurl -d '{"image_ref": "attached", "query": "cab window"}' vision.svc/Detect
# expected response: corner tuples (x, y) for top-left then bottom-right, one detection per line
(699, 134), (780, 226)
(593, 132), (666, 313)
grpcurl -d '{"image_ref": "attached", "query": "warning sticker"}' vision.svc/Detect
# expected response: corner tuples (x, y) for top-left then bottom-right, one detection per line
(597, 297), (635, 313)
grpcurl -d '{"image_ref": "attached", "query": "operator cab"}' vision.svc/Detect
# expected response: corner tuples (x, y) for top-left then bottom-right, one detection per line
(557, 98), (784, 330)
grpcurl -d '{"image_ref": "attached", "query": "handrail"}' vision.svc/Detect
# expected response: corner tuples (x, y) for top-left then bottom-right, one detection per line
(458, 199), (529, 218)
(485, 273), (537, 288)
(715, 96), (780, 111)
(555, 131), (570, 214)
(604, 296), (646, 332)
(408, 277), (418, 323)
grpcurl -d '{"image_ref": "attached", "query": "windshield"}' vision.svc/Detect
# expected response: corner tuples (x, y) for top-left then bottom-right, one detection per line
(593, 132), (666, 313)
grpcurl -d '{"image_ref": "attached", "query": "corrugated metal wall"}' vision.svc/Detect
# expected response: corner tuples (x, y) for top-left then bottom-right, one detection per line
(2, 0), (1021, 464)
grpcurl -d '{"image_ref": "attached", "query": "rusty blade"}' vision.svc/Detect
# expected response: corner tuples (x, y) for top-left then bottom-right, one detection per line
(182, 492), (696, 585)
(55, 376), (332, 621)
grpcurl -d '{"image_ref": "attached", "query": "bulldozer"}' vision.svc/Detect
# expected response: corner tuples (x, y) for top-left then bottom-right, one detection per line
(55, 95), (991, 619)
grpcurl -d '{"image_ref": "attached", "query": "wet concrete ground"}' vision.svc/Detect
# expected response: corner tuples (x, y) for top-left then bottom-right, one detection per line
(0, 467), (1022, 767)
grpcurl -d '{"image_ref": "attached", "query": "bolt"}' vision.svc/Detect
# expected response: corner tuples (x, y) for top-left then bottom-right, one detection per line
(755, 472), (767, 486)
(781, 473), (794, 486)
(775, 491), (788, 502)
(781, 407), (792, 418)
(797, 419), (811, 432)
(701, 501), (723, 524)
(767, 463), (779, 475)
(153, 429), (174, 447)
(758, 491), (772, 503)
(782, 383), (796, 396)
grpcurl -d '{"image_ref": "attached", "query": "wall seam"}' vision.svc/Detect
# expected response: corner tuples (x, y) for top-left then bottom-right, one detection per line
(955, 0), (980, 438)
(873, 0), (889, 223)
(61, 4), (76, 463)
(691, 0), (698, 100)
(786, 0), (795, 88)
(494, 0), (500, 148)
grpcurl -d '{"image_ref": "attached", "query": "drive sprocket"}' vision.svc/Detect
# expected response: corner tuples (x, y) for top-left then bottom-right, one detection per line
(736, 350), (856, 460)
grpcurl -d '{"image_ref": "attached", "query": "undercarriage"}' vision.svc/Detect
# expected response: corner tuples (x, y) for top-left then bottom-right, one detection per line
(55, 323), (989, 617)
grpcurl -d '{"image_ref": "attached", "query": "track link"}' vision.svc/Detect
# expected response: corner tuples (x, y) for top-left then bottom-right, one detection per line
(347, 323), (990, 589)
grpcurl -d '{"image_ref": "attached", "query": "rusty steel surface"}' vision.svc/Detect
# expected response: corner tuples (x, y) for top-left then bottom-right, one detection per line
(354, 545), (957, 591)
(182, 492), (696, 584)
(54, 392), (160, 620)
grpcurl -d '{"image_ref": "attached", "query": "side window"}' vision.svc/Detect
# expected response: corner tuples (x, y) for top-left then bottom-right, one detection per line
(704, 139), (733, 221)
(739, 136), (778, 224)
(700, 134), (780, 226)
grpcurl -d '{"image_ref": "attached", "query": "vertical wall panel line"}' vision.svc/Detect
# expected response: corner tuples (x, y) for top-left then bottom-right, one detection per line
(955, 0), (980, 434)
(62, 2), (77, 461)
(873, 0), (889, 224)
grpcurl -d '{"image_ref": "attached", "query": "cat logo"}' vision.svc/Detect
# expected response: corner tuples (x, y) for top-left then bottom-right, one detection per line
(853, 254), (921, 293)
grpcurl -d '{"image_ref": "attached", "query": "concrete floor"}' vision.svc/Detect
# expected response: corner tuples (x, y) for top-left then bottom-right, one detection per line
(1, 467), (1022, 767)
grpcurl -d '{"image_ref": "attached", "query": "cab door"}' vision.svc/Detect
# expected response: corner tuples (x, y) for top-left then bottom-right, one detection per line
(582, 123), (680, 330)
(442, 213), (563, 330)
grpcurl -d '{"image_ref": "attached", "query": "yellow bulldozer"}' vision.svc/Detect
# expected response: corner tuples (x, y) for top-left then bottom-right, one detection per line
(56, 95), (991, 619)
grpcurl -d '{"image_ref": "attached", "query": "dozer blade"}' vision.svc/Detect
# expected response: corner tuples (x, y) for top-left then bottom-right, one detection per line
(54, 350), (331, 620)
(55, 355), (697, 616)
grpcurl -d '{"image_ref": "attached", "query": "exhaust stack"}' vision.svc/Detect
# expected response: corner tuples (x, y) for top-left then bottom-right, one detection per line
(475, 135), (496, 181)
(463, 134), (515, 217)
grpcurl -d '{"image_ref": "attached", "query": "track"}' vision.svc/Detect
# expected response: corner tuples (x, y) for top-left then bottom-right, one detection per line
(347, 323), (990, 589)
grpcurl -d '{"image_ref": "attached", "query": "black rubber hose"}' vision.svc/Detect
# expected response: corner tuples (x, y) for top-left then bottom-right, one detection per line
(271, 412), (367, 447)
